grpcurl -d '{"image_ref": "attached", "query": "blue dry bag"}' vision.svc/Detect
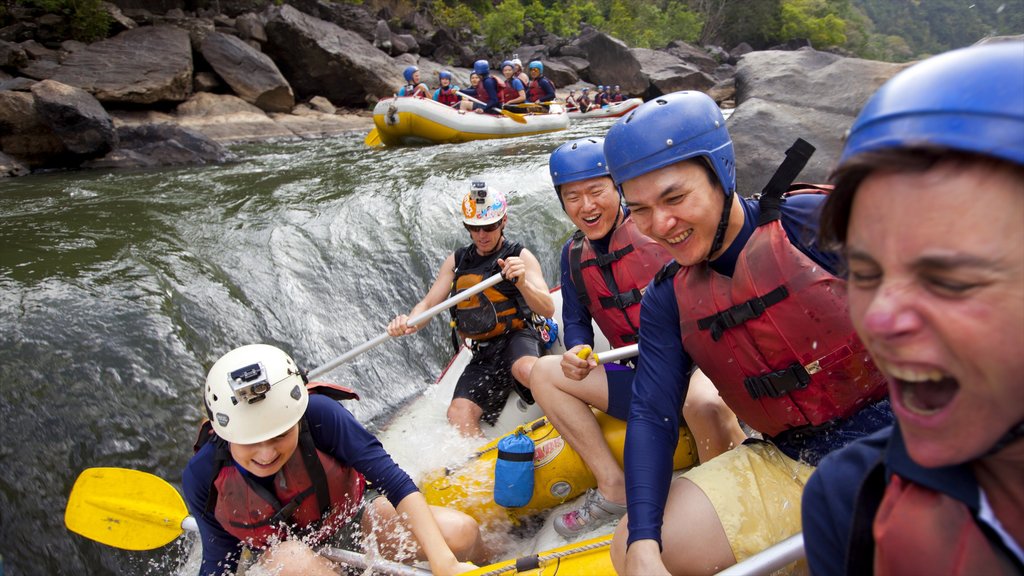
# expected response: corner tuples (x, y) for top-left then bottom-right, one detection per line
(494, 428), (535, 508)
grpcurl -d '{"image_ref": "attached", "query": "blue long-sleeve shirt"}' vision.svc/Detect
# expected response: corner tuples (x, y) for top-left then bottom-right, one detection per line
(527, 77), (557, 103)
(182, 394), (418, 575)
(624, 195), (850, 548)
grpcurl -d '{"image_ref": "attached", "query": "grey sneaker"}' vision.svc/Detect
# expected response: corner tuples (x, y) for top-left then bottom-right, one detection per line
(553, 488), (627, 537)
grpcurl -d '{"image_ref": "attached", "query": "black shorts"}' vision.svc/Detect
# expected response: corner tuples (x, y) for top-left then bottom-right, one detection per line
(453, 328), (544, 424)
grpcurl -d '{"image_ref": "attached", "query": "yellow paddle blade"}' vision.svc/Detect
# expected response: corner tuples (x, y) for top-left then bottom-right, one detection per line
(65, 467), (189, 551)
(364, 128), (383, 147)
(500, 108), (528, 124)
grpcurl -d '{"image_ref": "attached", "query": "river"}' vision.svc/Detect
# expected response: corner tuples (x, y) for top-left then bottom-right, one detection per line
(0, 118), (622, 576)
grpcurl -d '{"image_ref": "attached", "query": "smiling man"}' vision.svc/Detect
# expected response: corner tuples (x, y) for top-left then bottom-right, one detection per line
(388, 183), (553, 438)
(601, 91), (895, 575)
(803, 41), (1024, 575)
(183, 344), (482, 576)
(529, 137), (745, 538)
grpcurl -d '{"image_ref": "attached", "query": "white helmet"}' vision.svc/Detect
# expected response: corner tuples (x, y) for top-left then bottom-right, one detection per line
(204, 344), (309, 444)
(461, 181), (507, 226)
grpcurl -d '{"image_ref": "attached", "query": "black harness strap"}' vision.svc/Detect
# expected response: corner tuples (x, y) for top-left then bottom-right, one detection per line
(697, 285), (789, 342)
(757, 138), (816, 225)
(743, 360), (812, 399)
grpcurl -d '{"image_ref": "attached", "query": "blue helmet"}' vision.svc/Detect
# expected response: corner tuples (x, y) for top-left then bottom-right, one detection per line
(528, 60), (543, 73)
(438, 70), (452, 81)
(501, 60), (514, 71)
(598, 85), (604, 90)
(839, 42), (1024, 169)
(550, 137), (611, 190)
(473, 60), (490, 76)
(403, 65), (418, 83)
(604, 91), (735, 197)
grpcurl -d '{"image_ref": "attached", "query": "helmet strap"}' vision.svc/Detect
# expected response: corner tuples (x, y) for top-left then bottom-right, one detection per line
(708, 192), (732, 259)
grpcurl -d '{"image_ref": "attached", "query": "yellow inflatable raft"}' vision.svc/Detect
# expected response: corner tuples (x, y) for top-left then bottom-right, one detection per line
(422, 409), (697, 527)
(372, 97), (570, 146)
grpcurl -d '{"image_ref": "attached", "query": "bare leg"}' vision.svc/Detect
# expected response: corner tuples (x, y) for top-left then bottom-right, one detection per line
(256, 540), (340, 576)
(683, 369), (746, 464)
(510, 355), (537, 388)
(447, 397), (484, 438)
(529, 356), (625, 504)
(363, 498), (488, 565)
(610, 477), (735, 576)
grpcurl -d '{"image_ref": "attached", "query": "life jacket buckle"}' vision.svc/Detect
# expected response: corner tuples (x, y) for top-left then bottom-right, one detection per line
(744, 361), (812, 399)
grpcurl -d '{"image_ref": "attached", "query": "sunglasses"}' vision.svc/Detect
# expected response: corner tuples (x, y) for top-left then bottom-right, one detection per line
(464, 221), (502, 233)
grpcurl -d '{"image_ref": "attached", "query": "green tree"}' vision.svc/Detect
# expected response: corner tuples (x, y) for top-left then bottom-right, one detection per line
(482, 0), (526, 52)
(779, 0), (847, 47)
(14, 0), (110, 42)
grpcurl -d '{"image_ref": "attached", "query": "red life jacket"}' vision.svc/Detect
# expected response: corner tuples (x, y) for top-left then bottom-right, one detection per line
(569, 216), (672, 348)
(873, 475), (1019, 575)
(475, 76), (505, 105)
(499, 78), (521, 104)
(196, 382), (366, 550)
(671, 190), (887, 437)
(437, 87), (459, 107)
(527, 79), (546, 102)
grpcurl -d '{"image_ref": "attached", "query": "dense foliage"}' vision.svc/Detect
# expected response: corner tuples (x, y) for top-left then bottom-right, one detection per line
(7, 0), (110, 42)
(432, 0), (1022, 61)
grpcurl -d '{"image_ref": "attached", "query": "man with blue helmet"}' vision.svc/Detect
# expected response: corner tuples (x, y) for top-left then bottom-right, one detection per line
(397, 65), (429, 98)
(525, 60), (556, 105)
(530, 137), (746, 537)
(802, 42), (1024, 576)
(602, 90), (893, 574)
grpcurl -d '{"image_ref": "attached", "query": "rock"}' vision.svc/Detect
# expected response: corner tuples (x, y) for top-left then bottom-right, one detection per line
(541, 59), (578, 89)
(50, 26), (193, 105)
(729, 48), (908, 194)
(728, 42), (753, 65)
(429, 28), (474, 68)
(287, 0), (378, 43)
(263, 5), (402, 107)
(30, 79), (118, 157)
(0, 77), (35, 91)
(307, 95), (335, 114)
(200, 31), (294, 113)
(664, 40), (720, 74)
(0, 150), (29, 177)
(572, 27), (647, 95)
(89, 122), (235, 169)
(193, 71), (222, 92)
(392, 33), (419, 55)
(707, 77), (735, 105)
(101, 1), (138, 33)
(632, 47), (715, 98)
(0, 41), (28, 69)
(0, 89), (66, 167)
(373, 19), (392, 53)
(235, 13), (267, 43)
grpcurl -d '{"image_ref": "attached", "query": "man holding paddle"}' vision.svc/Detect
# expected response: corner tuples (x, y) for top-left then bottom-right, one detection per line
(182, 344), (482, 576)
(388, 183), (554, 438)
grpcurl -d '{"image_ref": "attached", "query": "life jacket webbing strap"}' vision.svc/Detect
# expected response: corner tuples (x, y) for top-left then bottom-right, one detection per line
(580, 244), (634, 269)
(846, 456), (887, 574)
(568, 232), (592, 309)
(297, 419), (332, 517)
(697, 285), (789, 341)
(757, 138), (816, 225)
(598, 288), (643, 311)
(743, 360), (812, 399)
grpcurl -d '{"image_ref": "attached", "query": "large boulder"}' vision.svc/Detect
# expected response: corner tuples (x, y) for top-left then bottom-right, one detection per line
(542, 59), (578, 89)
(664, 40), (720, 74)
(571, 27), (647, 95)
(286, 0), (378, 43)
(30, 79), (117, 157)
(0, 89), (66, 167)
(86, 122), (235, 169)
(729, 48), (908, 195)
(235, 12), (267, 43)
(263, 5), (402, 106)
(200, 31), (294, 113)
(632, 48), (715, 98)
(49, 26), (193, 105)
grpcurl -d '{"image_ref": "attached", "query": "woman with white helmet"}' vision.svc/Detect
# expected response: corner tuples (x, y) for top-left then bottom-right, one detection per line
(388, 182), (554, 438)
(803, 41), (1024, 575)
(182, 344), (482, 576)
(511, 57), (529, 88)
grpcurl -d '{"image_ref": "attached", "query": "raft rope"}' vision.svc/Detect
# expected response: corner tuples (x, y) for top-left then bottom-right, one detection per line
(473, 538), (611, 576)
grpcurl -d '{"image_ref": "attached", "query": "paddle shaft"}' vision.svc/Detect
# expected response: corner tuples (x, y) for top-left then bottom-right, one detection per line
(715, 533), (804, 575)
(306, 272), (505, 380)
(458, 93), (527, 123)
(592, 343), (638, 365)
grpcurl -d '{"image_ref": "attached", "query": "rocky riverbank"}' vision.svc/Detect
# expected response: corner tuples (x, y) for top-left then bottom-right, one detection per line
(1, 1), (1017, 180)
